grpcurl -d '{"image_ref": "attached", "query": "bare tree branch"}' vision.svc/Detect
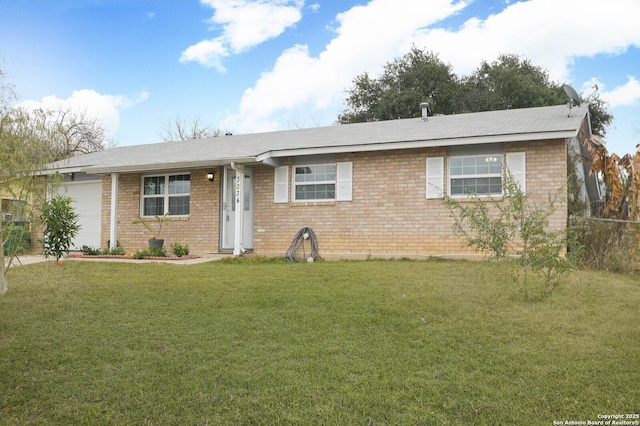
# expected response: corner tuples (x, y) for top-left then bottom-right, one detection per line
(48, 108), (111, 159)
(161, 115), (223, 142)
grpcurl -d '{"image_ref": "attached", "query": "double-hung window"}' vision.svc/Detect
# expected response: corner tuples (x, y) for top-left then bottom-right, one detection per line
(449, 155), (503, 196)
(294, 164), (337, 201)
(142, 173), (190, 216)
(275, 159), (352, 203)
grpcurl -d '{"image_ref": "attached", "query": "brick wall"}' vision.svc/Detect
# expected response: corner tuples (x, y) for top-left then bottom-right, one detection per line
(100, 169), (220, 253)
(254, 140), (567, 259)
(95, 140), (567, 258)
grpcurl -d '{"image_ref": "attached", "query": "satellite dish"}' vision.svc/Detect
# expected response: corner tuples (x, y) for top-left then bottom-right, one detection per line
(562, 84), (581, 107)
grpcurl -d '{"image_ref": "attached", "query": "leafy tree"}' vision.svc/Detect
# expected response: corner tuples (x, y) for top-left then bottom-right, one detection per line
(586, 95), (613, 137)
(459, 54), (566, 112)
(0, 71), (57, 293)
(338, 47), (459, 123)
(338, 49), (613, 137)
(40, 195), (80, 265)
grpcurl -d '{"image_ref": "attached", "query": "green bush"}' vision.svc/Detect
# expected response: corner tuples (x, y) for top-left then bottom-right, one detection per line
(132, 247), (167, 259)
(80, 245), (101, 255)
(40, 196), (80, 263)
(443, 172), (569, 301)
(101, 246), (125, 256)
(170, 243), (190, 257)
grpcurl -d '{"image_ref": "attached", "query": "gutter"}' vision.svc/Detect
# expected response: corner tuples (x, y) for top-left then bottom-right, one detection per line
(82, 158), (256, 175)
(255, 129), (582, 163)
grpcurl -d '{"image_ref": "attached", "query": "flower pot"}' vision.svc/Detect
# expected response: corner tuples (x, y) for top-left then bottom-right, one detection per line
(148, 239), (164, 249)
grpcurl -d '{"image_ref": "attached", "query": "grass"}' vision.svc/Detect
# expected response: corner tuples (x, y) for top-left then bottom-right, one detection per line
(0, 258), (638, 425)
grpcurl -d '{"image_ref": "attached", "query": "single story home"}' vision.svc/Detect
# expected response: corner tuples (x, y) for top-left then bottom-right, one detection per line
(46, 103), (597, 259)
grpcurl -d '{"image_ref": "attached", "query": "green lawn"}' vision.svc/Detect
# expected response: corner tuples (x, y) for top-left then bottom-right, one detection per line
(0, 259), (638, 425)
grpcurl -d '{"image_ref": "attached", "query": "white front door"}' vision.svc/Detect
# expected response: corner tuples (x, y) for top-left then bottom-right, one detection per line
(222, 167), (254, 250)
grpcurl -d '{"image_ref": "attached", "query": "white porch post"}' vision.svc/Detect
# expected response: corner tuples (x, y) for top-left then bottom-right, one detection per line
(109, 173), (118, 249)
(230, 163), (245, 256)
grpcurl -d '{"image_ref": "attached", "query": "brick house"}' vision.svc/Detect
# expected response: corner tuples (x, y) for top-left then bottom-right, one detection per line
(47, 104), (597, 259)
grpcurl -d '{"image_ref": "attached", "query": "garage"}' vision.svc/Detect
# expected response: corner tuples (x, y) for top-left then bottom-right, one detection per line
(56, 179), (102, 250)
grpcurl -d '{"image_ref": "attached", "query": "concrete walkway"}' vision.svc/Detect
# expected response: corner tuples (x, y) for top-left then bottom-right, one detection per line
(5, 253), (229, 268)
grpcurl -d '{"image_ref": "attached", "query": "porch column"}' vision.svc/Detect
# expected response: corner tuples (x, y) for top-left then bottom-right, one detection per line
(109, 173), (118, 249)
(231, 163), (245, 256)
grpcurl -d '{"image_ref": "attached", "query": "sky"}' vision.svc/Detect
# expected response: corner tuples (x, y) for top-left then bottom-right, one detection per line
(1, 0), (639, 156)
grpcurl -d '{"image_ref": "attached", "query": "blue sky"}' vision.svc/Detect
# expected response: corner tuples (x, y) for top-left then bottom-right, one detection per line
(1, 0), (639, 156)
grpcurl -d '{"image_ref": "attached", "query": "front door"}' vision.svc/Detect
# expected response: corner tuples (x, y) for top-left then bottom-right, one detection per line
(222, 166), (254, 250)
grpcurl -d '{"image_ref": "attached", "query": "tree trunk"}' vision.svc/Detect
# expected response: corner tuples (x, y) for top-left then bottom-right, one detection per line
(0, 220), (7, 294)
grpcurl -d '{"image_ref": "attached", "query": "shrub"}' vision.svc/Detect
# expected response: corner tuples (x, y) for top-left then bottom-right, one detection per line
(132, 247), (167, 259)
(443, 172), (570, 301)
(570, 217), (639, 273)
(80, 245), (101, 255)
(101, 246), (125, 256)
(40, 196), (80, 264)
(170, 243), (190, 257)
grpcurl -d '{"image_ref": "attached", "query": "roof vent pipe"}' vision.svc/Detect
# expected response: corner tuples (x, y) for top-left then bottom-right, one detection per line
(420, 102), (429, 121)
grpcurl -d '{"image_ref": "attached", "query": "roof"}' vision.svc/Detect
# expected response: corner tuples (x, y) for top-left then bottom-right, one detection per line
(47, 104), (589, 174)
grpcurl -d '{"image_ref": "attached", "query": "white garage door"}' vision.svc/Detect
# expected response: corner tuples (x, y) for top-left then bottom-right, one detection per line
(56, 180), (102, 250)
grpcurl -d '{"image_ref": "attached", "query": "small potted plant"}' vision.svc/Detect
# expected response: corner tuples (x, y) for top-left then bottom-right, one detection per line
(133, 212), (171, 248)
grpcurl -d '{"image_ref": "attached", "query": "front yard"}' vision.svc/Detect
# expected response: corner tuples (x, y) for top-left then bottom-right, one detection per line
(0, 259), (638, 425)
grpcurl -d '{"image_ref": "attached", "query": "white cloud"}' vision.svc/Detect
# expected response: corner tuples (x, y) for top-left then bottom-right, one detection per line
(224, 0), (640, 134)
(17, 89), (150, 138)
(227, 0), (468, 132)
(180, 39), (229, 71)
(180, 0), (303, 71)
(602, 77), (640, 108)
(413, 0), (640, 82)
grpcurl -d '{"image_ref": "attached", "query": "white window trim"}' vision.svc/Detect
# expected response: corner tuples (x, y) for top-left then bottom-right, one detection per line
(292, 163), (337, 202)
(140, 172), (191, 217)
(448, 153), (503, 198)
(285, 161), (353, 203)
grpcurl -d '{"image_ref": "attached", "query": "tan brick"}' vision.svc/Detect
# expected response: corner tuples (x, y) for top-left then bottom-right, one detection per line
(95, 141), (567, 258)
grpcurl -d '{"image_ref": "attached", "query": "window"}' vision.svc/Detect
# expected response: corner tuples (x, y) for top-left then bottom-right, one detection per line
(427, 151), (525, 199)
(142, 174), (190, 216)
(276, 161), (352, 203)
(1, 199), (26, 222)
(449, 155), (503, 196)
(294, 164), (336, 201)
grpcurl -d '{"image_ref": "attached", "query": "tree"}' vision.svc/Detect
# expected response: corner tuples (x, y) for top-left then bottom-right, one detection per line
(0, 72), (57, 293)
(48, 108), (112, 159)
(40, 195), (80, 265)
(337, 49), (613, 137)
(586, 95), (613, 138)
(338, 47), (459, 123)
(570, 135), (640, 270)
(443, 173), (569, 301)
(459, 54), (566, 112)
(161, 115), (223, 142)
